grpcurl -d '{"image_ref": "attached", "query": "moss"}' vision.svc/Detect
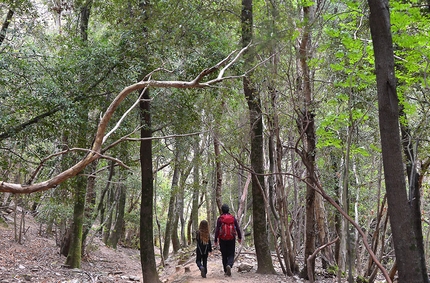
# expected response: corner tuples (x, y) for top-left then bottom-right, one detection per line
(0, 217), (8, 228)
(327, 265), (338, 276)
(356, 275), (369, 283)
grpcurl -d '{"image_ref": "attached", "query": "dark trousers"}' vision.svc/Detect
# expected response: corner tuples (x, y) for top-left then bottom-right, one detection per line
(196, 251), (208, 272)
(219, 239), (236, 272)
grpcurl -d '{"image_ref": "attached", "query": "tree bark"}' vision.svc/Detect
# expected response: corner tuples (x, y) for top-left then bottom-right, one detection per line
(297, 3), (318, 279)
(139, 88), (160, 282)
(0, 9), (13, 46)
(108, 183), (126, 249)
(400, 108), (427, 280)
(242, 0), (276, 274)
(65, 176), (86, 268)
(214, 131), (223, 212)
(368, 0), (429, 281)
(189, 139), (201, 244)
(65, 2), (93, 267)
(163, 155), (179, 260)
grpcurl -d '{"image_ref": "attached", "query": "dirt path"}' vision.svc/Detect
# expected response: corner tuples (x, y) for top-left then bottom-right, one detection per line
(0, 211), (341, 283)
(161, 249), (292, 283)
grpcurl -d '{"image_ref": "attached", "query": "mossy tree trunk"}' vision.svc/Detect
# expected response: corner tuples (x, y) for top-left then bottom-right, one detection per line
(65, 175), (86, 268)
(64, 0), (93, 268)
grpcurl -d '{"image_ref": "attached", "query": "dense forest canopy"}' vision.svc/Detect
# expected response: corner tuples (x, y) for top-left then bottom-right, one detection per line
(1, 0), (430, 282)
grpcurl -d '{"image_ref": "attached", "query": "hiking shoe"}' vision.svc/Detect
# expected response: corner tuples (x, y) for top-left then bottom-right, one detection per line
(200, 266), (206, 278)
(226, 265), (231, 276)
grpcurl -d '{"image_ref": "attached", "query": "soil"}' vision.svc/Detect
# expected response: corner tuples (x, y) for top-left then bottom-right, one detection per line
(0, 211), (344, 283)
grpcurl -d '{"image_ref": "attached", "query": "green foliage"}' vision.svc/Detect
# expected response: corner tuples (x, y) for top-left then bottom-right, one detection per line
(2, 0), (430, 276)
(355, 275), (369, 283)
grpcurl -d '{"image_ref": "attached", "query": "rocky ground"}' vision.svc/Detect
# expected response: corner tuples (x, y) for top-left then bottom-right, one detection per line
(0, 210), (380, 283)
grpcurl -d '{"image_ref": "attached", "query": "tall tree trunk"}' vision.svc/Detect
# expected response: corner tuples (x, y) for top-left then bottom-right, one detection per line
(139, 88), (160, 282)
(297, 3), (318, 280)
(368, 0), (429, 281)
(214, 131), (222, 211)
(65, 1), (93, 268)
(190, 139), (200, 244)
(242, 0), (276, 274)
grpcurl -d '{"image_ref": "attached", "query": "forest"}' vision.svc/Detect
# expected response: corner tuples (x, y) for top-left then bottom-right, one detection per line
(1, 0), (430, 282)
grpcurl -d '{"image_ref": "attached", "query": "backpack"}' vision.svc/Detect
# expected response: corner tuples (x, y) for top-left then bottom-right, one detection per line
(219, 214), (236, 240)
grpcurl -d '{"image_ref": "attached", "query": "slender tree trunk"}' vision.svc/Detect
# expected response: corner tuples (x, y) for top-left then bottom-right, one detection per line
(82, 161), (98, 249)
(214, 131), (222, 212)
(190, 140), (200, 244)
(297, 4), (318, 279)
(65, 175), (86, 268)
(242, 0), (276, 274)
(171, 200), (181, 253)
(108, 183), (126, 249)
(0, 9), (13, 46)
(177, 177), (186, 247)
(102, 184), (114, 244)
(65, 1), (93, 268)
(139, 88), (160, 282)
(368, 0), (429, 281)
(163, 156), (179, 259)
(400, 108), (427, 280)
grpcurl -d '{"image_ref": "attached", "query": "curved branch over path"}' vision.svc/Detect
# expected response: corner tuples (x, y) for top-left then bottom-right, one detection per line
(0, 47), (248, 194)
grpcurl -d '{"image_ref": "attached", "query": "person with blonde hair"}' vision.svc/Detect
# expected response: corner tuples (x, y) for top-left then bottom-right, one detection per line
(196, 220), (212, 278)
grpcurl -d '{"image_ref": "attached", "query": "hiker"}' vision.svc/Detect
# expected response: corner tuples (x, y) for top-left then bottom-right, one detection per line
(196, 220), (212, 278)
(214, 204), (242, 277)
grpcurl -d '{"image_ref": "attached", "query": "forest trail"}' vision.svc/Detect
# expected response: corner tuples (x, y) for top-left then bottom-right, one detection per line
(161, 249), (292, 283)
(0, 210), (340, 283)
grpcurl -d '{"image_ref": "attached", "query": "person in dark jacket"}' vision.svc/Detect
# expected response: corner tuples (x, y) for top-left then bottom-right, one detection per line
(196, 220), (212, 278)
(214, 204), (242, 277)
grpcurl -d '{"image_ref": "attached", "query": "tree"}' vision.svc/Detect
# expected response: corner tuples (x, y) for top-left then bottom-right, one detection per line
(65, 0), (93, 268)
(296, 2), (319, 279)
(139, 87), (160, 282)
(368, 0), (429, 281)
(241, 0), (276, 274)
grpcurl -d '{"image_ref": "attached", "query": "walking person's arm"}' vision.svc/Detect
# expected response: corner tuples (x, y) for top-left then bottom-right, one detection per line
(214, 217), (221, 246)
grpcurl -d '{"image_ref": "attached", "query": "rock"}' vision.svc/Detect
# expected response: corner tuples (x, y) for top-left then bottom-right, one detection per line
(237, 263), (253, 272)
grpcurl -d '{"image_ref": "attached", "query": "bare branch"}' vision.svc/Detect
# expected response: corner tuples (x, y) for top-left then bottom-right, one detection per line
(125, 131), (205, 141)
(103, 86), (149, 143)
(0, 46), (249, 194)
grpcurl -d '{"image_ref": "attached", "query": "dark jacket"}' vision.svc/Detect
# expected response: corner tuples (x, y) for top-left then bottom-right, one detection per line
(196, 231), (212, 255)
